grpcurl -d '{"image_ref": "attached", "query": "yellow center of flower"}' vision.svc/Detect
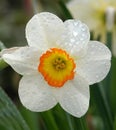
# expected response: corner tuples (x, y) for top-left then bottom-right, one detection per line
(38, 48), (76, 88)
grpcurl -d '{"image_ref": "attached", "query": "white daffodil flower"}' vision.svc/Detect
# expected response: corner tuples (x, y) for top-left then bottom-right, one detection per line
(67, 0), (116, 56)
(1, 12), (111, 117)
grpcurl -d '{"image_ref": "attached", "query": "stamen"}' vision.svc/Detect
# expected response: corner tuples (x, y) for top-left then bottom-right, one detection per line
(53, 57), (66, 71)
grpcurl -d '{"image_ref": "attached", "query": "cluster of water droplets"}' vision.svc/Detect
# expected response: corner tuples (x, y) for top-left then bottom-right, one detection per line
(58, 20), (90, 55)
(64, 21), (89, 43)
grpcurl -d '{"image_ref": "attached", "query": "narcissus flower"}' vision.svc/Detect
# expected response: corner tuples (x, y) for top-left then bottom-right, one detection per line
(1, 12), (111, 117)
(67, 0), (116, 56)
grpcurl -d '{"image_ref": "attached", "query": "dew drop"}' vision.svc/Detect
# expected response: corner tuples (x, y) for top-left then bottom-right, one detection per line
(95, 75), (99, 79)
(70, 38), (75, 43)
(73, 31), (78, 36)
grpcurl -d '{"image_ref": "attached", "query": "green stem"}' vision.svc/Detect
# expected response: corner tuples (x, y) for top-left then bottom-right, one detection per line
(40, 111), (59, 130)
(105, 31), (112, 82)
(106, 31), (112, 50)
(103, 31), (112, 114)
(74, 117), (89, 130)
(79, 117), (89, 130)
(110, 56), (116, 113)
(66, 112), (89, 130)
(65, 113), (75, 130)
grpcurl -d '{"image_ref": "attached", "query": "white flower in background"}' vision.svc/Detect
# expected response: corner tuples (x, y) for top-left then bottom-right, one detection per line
(1, 12), (111, 117)
(67, 0), (116, 56)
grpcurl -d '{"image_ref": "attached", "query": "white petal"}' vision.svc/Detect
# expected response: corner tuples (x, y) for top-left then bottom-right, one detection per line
(77, 41), (111, 85)
(58, 20), (90, 56)
(19, 75), (57, 112)
(2, 46), (41, 75)
(52, 74), (90, 117)
(26, 12), (64, 50)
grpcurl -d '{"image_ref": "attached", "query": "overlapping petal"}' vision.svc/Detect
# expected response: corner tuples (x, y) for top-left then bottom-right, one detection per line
(26, 12), (64, 50)
(58, 20), (90, 56)
(2, 47), (41, 75)
(19, 75), (57, 112)
(52, 74), (90, 117)
(77, 41), (111, 85)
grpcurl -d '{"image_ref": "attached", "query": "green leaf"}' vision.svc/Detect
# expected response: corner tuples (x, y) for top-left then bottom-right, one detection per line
(58, 0), (73, 19)
(0, 87), (30, 130)
(19, 106), (40, 130)
(91, 83), (113, 130)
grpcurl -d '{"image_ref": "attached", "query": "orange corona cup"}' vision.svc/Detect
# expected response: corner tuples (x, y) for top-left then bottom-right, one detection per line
(38, 48), (76, 87)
